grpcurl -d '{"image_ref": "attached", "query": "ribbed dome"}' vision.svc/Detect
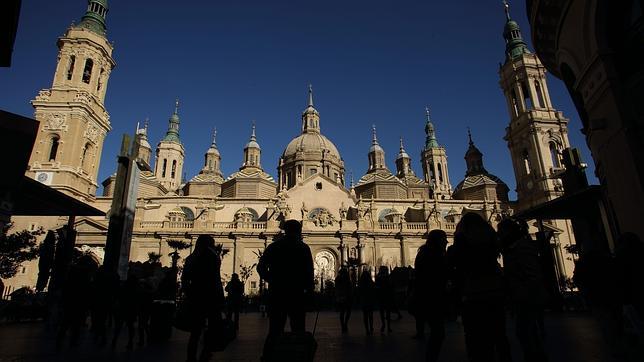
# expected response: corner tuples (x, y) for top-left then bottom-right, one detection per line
(282, 132), (341, 160)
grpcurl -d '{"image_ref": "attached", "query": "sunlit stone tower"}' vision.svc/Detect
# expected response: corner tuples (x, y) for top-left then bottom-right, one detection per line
(27, 0), (115, 200)
(498, 1), (570, 211)
(420, 108), (452, 199)
(154, 101), (185, 192)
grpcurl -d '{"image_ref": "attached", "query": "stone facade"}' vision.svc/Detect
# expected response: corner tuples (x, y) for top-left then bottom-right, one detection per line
(6, 1), (580, 294)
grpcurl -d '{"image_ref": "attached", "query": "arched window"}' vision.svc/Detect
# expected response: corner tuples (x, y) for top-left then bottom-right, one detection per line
(437, 162), (443, 182)
(162, 158), (167, 177)
(81, 143), (92, 171)
(535, 80), (546, 108)
(97, 68), (105, 91)
(207, 159), (212, 171)
(510, 89), (519, 116)
(549, 142), (560, 168)
(522, 149), (532, 175)
(171, 160), (177, 178)
(67, 55), (75, 80)
(82, 58), (93, 84)
(49, 136), (60, 161)
(521, 82), (533, 109)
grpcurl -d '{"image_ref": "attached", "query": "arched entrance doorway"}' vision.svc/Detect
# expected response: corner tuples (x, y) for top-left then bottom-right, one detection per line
(314, 250), (336, 292)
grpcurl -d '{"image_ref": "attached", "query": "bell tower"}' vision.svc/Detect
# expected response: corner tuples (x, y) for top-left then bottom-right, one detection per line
(499, 1), (570, 211)
(420, 108), (452, 199)
(28, 0), (115, 201)
(155, 100), (185, 192)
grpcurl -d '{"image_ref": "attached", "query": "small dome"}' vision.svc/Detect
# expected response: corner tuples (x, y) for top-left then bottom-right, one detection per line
(206, 145), (220, 156)
(168, 207), (186, 216)
(370, 143), (384, 153)
(282, 132), (341, 160)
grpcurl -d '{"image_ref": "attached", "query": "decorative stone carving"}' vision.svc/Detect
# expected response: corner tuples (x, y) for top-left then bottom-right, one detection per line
(274, 191), (291, 219)
(339, 202), (347, 220)
(84, 123), (101, 144)
(300, 202), (308, 219)
(74, 91), (91, 104)
(35, 89), (51, 101)
(308, 207), (336, 228)
(44, 113), (67, 131)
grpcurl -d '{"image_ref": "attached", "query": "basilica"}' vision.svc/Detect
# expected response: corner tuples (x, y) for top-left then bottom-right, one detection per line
(9, 1), (577, 293)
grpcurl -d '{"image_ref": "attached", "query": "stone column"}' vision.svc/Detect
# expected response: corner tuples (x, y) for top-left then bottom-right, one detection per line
(399, 236), (407, 267)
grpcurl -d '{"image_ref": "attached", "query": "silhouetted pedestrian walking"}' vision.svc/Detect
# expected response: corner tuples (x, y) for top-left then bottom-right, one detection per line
(499, 218), (548, 362)
(257, 220), (314, 357)
(90, 265), (119, 346)
(182, 235), (225, 362)
(414, 229), (449, 362)
(225, 273), (244, 331)
(376, 266), (394, 333)
(111, 274), (143, 350)
(453, 213), (512, 362)
(56, 253), (97, 349)
(335, 267), (353, 332)
(615, 232), (644, 337)
(358, 268), (375, 335)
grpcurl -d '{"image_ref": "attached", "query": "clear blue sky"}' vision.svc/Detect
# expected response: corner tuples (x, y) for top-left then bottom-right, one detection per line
(0, 0), (595, 198)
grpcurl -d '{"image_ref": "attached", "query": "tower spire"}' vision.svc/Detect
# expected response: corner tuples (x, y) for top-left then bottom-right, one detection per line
(502, 1), (530, 62)
(250, 121), (257, 142)
(163, 99), (181, 142)
(424, 106), (439, 149)
(308, 84), (314, 107)
(372, 124), (378, 144)
(467, 127), (473, 145)
(78, 0), (109, 36)
(212, 128), (217, 146)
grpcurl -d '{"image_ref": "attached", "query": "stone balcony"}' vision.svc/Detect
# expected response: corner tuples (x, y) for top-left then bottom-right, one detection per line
(137, 219), (457, 236)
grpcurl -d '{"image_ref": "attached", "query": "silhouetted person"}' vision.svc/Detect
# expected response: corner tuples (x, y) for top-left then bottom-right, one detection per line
(453, 213), (512, 362)
(499, 218), (548, 362)
(56, 253), (97, 349)
(414, 229), (448, 362)
(257, 220), (313, 354)
(90, 265), (119, 346)
(376, 266), (394, 333)
(615, 232), (644, 336)
(358, 269), (376, 335)
(335, 267), (353, 332)
(574, 249), (624, 358)
(225, 273), (244, 331)
(182, 235), (225, 362)
(111, 274), (143, 350)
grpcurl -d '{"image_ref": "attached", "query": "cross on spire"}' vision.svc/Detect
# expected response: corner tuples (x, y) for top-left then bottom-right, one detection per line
(174, 98), (180, 114)
(503, 0), (511, 21)
(308, 84), (314, 107)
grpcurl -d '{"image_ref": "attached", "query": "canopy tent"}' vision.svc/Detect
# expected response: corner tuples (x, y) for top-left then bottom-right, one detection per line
(515, 185), (603, 220)
(11, 176), (105, 217)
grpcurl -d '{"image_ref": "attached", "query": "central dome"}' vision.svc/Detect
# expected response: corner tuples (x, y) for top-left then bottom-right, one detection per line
(282, 132), (342, 161)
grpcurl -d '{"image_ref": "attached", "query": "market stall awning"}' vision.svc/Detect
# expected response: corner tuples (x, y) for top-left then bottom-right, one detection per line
(11, 176), (105, 216)
(515, 185), (603, 220)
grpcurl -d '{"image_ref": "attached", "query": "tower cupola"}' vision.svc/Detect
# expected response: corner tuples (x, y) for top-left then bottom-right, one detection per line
(424, 107), (440, 149)
(367, 125), (387, 172)
(78, 0), (109, 36)
(242, 123), (262, 169)
(301, 84), (321, 134)
(502, 1), (529, 62)
(163, 99), (181, 143)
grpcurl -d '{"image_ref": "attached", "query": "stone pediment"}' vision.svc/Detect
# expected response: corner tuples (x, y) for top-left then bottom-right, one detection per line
(284, 173), (356, 221)
(74, 217), (108, 233)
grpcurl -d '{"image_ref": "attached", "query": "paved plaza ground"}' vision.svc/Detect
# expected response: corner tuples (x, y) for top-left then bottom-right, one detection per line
(0, 311), (618, 362)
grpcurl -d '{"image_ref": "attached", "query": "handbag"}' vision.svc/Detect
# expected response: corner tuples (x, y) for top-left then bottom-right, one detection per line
(205, 317), (236, 352)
